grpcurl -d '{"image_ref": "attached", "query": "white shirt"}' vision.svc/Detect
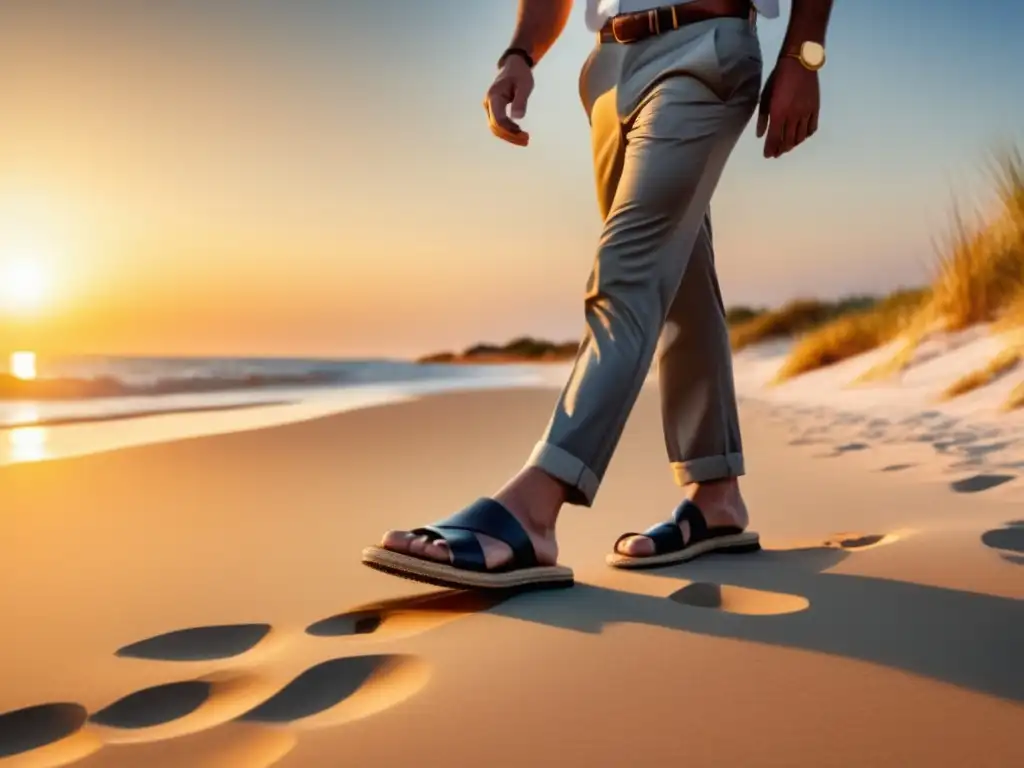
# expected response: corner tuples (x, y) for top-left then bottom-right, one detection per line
(586, 0), (779, 32)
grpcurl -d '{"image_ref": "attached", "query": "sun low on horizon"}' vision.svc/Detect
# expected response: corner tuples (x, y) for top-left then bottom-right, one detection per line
(0, 256), (49, 316)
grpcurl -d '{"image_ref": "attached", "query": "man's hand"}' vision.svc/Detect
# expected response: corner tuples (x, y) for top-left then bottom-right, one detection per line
(756, 57), (821, 159)
(483, 55), (534, 147)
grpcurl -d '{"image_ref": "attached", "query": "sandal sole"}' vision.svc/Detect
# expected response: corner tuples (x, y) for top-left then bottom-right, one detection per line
(361, 547), (575, 591)
(605, 531), (761, 569)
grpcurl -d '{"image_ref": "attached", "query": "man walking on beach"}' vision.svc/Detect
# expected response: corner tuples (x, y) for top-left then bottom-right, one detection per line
(363, 0), (833, 589)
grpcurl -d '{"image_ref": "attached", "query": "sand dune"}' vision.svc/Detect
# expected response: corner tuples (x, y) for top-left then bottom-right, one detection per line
(0, 388), (1021, 767)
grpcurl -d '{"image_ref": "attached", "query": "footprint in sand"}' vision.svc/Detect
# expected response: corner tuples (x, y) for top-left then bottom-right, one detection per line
(91, 681), (211, 731)
(116, 624), (273, 662)
(880, 463), (915, 472)
(949, 473), (1016, 493)
(788, 437), (827, 446)
(88, 674), (282, 745)
(306, 590), (511, 641)
(834, 442), (869, 453)
(0, 703), (100, 764)
(814, 442), (870, 458)
(668, 583), (809, 616)
(85, 654), (430, 748)
(239, 654), (431, 730)
(822, 532), (904, 551)
(307, 611), (383, 637)
(1, 593), (471, 766)
(115, 622), (272, 663)
(981, 520), (1024, 565)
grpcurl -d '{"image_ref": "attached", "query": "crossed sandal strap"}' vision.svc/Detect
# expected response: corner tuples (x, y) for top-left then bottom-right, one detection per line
(411, 498), (538, 572)
(613, 500), (711, 555)
(672, 499), (710, 541)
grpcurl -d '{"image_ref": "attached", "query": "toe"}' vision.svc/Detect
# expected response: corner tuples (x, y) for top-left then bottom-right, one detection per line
(395, 533), (453, 563)
(425, 539), (452, 562)
(408, 535), (440, 560)
(381, 530), (416, 553)
(618, 535), (656, 557)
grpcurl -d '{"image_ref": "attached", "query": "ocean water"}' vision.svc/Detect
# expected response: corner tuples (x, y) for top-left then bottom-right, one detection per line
(0, 355), (549, 429)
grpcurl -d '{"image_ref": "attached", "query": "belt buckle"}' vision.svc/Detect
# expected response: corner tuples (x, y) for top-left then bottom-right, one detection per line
(610, 16), (636, 44)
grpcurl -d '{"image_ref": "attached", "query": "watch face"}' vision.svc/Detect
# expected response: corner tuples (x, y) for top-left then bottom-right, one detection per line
(801, 41), (826, 67)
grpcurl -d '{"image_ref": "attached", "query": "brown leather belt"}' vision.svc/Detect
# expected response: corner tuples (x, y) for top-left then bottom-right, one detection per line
(599, 0), (752, 44)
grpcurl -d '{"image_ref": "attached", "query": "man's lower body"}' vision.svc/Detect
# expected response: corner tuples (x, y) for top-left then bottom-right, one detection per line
(364, 13), (763, 587)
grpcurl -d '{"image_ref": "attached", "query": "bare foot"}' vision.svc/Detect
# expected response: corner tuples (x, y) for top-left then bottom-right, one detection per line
(616, 479), (749, 557)
(380, 468), (563, 569)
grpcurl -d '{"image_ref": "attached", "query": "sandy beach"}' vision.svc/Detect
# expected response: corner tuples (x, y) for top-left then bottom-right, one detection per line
(3, 3), (1022, 766)
(1, 384), (1021, 768)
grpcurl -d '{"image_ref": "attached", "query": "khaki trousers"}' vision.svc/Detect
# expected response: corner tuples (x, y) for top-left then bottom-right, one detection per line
(525, 17), (762, 506)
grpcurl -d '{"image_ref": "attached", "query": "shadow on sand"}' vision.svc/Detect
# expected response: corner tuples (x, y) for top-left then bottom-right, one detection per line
(384, 545), (1023, 703)
(982, 520), (1024, 565)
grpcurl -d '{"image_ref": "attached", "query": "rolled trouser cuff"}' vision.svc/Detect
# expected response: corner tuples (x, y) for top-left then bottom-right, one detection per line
(525, 441), (601, 507)
(671, 453), (745, 485)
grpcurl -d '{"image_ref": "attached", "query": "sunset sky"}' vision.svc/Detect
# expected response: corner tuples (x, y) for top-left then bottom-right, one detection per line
(0, 0), (1022, 358)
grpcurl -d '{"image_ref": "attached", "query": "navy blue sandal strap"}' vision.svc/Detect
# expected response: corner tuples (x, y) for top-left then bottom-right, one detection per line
(675, 500), (744, 541)
(644, 521), (686, 553)
(614, 501), (748, 558)
(673, 500), (709, 542)
(613, 501), (715, 556)
(413, 498), (538, 570)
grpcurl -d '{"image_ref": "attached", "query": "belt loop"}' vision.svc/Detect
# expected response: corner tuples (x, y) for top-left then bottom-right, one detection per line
(648, 9), (657, 35)
(671, 6), (679, 29)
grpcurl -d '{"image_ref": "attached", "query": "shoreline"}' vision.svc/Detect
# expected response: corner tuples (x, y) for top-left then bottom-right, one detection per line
(0, 399), (297, 430)
(3, 330), (1022, 468)
(0, 373), (553, 466)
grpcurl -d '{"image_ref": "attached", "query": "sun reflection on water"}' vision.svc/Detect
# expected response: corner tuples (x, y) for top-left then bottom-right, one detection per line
(7, 425), (48, 462)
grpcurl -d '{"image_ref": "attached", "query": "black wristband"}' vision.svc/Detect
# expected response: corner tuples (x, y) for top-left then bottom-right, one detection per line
(498, 47), (534, 69)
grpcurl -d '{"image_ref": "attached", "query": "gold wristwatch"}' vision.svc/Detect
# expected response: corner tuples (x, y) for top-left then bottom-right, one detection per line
(785, 41), (826, 71)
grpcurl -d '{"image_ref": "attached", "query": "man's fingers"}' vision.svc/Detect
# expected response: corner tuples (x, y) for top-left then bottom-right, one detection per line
(485, 90), (518, 134)
(756, 93), (770, 137)
(484, 93), (529, 146)
(763, 116), (785, 158)
(756, 109), (769, 138)
(779, 116), (799, 156)
(792, 115), (810, 149)
(806, 111), (819, 139)
(509, 81), (532, 121)
(756, 76), (772, 138)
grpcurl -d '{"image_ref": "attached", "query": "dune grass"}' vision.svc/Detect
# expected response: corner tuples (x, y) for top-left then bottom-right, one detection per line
(998, 291), (1024, 330)
(1006, 379), (1024, 410)
(941, 344), (1021, 400)
(770, 147), (1024, 384)
(418, 336), (579, 363)
(770, 289), (929, 382)
(729, 296), (877, 351)
(725, 305), (766, 326)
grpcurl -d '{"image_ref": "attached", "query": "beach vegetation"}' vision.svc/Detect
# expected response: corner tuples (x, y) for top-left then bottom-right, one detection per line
(728, 296), (880, 352)
(772, 146), (1024, 384)
(418, 336), (580, 363)
(772, 289), (928, 382)
(1005, 378), (1024, 410)
(941, 345), (1021, 399)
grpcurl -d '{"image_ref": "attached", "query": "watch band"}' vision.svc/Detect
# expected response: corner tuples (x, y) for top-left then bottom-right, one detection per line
(785, 52), (810, 68)
(498, 47), (535, 69)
